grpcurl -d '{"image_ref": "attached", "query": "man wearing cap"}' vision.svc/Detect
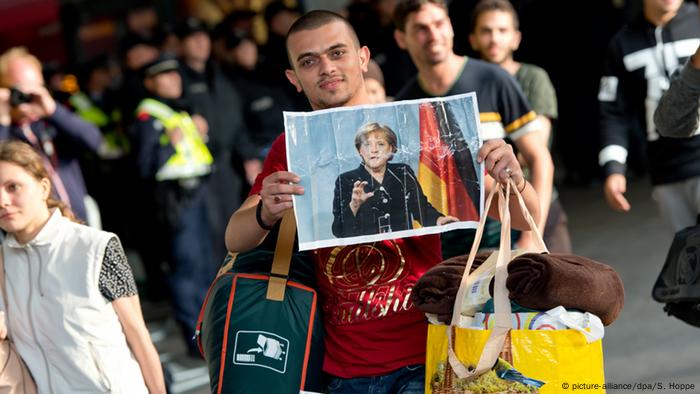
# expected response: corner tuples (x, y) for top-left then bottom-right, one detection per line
(131, 55), (216, 356)
(175, 17), (261, 263)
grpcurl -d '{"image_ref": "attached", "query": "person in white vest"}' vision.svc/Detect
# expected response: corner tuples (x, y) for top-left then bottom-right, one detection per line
(0, 140), (165, 393)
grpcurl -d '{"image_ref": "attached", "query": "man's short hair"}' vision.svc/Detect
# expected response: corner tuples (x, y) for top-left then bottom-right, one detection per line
(393, 0), (447, 32)
(471, 0), (519, 31)
(0, 47), (42, 87)
(285, 10), (360, 66)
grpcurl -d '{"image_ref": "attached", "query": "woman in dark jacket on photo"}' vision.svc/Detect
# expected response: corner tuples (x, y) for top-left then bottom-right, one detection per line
(332, 122), (458, 237)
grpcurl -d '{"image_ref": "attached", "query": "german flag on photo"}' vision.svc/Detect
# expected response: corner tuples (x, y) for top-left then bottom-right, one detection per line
(417, 101), (480, 222)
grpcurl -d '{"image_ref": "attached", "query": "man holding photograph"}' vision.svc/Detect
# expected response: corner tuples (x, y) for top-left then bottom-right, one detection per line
(225, 10), (540, 393)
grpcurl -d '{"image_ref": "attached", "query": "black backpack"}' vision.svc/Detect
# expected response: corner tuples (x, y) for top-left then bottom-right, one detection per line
(652, 216), (700, 328)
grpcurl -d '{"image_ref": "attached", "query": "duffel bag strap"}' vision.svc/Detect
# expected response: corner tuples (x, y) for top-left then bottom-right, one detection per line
(266, 210), (297, 301)
(216, 252), (237, 277)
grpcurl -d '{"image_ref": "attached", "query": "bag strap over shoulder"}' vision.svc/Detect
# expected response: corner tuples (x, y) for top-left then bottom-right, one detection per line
(266, 210), (297, 301)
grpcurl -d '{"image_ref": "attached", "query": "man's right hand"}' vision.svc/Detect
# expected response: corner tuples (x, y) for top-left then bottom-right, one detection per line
(0, 88), (10, 126)
(604, 173), (631, 212)
(259, 171), (305, 225)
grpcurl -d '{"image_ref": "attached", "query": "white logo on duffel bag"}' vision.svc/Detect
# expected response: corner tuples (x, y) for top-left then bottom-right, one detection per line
(233, 331), (289, 373)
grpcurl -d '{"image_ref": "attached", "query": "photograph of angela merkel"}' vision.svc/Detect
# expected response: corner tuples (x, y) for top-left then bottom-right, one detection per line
(332, 122), (459, 237)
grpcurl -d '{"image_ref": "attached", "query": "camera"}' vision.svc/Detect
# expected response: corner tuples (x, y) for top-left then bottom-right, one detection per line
(9, 87), (35, 107)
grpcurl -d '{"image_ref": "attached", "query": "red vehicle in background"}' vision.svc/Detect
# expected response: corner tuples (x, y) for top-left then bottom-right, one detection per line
(0, 0), (66, 64)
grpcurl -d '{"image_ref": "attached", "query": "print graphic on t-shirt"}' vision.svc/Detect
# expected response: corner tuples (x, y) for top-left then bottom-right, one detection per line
(233, 331), (289, 374)
(322, 241), (415, 325)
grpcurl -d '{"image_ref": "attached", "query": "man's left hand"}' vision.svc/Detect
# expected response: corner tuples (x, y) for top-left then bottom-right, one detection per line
(437, 215), (459, 225)
(191, 114), (209, 141)
(23, 85), (56, 118)
(477, 139), (525, 189)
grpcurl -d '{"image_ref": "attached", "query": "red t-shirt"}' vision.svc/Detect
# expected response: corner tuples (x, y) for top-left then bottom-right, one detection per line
(250, 134), (443, 378)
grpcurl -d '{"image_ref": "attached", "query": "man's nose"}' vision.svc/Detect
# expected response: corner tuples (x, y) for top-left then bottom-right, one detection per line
(427, 25), (440, 41)
(318, 56), (336, 75)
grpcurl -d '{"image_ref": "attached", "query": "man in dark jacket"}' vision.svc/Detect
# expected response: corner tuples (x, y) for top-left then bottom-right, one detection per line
(176, 18), (261, 260)
(599, 0), (700, 232)
(0, 47), (102, 223)
(222, 33), (295, 159)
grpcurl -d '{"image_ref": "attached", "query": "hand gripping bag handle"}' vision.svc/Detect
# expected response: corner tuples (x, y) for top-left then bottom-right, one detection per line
(448, 178), (547, 379)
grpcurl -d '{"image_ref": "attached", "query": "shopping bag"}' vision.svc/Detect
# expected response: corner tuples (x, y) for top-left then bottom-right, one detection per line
(652, 217), (700, 327)
(196, 211), (324, 394)
(0, 338), (37, 394)
(426, 179), (605, 393)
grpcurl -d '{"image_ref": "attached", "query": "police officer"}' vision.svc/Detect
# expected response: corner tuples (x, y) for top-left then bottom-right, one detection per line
(131, 54), (216, 356)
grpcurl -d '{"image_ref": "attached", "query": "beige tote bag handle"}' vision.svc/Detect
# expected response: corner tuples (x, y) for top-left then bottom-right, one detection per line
(448, 178), (547, 379)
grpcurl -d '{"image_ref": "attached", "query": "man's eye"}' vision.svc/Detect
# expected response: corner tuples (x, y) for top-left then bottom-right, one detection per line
(7, 184), (18, 192)
(300, 58), (316, 67)
(331, 50), (345, 58)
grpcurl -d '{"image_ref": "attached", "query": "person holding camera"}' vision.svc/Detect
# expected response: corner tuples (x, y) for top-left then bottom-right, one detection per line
(0, 47), (103, 224)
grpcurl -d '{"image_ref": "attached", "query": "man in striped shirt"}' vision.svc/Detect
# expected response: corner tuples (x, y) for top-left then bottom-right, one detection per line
(393, 0), (553, 255)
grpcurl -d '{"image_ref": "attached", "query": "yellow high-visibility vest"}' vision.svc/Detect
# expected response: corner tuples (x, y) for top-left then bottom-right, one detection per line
(70, 91), (130, 154)
(69, 91), (110, 127)
(136, 98), (213, 181)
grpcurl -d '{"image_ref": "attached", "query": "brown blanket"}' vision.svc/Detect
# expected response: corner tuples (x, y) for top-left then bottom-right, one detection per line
(413, 252), (625, 326)
(413, 252), (491, 324)
(507, 253), (624, 326)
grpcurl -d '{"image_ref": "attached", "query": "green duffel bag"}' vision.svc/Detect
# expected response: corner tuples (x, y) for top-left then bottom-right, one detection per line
(196, 212), (325, 393)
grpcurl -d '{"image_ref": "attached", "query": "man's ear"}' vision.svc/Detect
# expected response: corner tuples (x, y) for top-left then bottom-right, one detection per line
(468, 33), (477, 51)
(285, 69), (303, 93)
(511, 30), (522, 51)
(359, 46), (370, 73)
(394, 29), (407, 50)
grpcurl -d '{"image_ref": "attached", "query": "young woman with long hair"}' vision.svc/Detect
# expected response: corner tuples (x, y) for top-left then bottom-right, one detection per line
(0, 140), (165, 393)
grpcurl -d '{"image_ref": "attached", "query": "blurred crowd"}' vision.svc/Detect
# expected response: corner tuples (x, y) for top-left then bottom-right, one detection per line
(1, 0), (698, 360)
